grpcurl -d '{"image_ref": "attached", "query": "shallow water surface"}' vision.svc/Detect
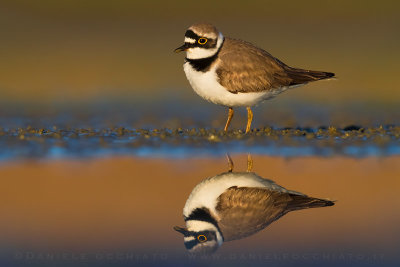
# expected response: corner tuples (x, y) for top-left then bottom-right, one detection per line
(1, 155), (399, 266)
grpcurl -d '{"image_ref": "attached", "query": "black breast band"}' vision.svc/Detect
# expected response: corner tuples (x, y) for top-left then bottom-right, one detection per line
(185, 38), (225, 72)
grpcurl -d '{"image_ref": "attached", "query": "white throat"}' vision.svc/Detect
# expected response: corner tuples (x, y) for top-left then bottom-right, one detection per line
(186, 32), (224, 60)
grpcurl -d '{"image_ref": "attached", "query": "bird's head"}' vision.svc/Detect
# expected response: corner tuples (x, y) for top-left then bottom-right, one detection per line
(174, 23), (224, 60)
(174, 220), (223, 254)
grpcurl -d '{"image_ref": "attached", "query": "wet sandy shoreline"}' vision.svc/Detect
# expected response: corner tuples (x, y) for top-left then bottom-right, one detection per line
(1, 125), (399, 160)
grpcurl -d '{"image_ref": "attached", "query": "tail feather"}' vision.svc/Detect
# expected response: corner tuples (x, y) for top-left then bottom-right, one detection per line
(285, 67), (335, 86)
(287, 193), (335, 212)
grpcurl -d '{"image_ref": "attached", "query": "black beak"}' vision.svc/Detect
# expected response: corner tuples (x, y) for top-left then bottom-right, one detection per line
(174, 44), (187, 53)
(174, 226), (189, 235)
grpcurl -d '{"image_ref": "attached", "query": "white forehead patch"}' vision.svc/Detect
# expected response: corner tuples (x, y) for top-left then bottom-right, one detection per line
(184, 37), (196, 44)
(183, 236), (195, 242)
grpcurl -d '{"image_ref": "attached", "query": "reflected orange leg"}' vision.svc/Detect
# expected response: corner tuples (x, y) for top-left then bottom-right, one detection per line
(247, 154), (253, 172)
(224, 107), (234, 132)
(226, 154), (234, 172)
(245, 107), (253, 133)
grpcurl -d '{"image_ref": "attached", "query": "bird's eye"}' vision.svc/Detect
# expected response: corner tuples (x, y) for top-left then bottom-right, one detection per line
(198, 38), (208, 45)
(197, 234), (207, 242)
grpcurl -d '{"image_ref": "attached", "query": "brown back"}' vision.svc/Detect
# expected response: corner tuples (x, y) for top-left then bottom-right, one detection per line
(216, 38), (334, 93)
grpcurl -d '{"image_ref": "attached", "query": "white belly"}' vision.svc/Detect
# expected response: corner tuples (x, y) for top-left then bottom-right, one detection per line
(183, 62), (286, 107)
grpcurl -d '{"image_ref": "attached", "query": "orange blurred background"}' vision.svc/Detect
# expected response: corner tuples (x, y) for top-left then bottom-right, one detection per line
(0, 0), (399, 107)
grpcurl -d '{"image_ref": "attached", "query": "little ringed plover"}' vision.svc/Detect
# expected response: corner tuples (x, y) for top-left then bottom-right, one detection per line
(175, 23), (335, 133)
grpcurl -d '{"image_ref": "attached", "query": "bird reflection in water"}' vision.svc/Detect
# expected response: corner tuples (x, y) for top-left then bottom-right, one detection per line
(174, 154), (335, 253)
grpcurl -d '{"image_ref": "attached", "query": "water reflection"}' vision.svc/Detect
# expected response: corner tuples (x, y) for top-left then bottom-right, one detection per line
(174, 155), (335, 253)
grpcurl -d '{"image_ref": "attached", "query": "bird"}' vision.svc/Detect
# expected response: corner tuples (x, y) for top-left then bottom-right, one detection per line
(174, 155), (335, 253)
(175, 23), (335, 133)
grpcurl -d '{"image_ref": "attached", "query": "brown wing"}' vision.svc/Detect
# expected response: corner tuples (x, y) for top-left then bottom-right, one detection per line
(216, 186), (334, 241)
(216, 38), (334, 93)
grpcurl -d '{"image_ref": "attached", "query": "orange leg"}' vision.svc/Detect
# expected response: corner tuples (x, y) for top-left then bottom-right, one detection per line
(224, 107), (234, 132)
(245, 107), (253, 133)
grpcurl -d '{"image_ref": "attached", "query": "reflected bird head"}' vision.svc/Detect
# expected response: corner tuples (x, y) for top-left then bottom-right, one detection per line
(174, 221), (223, 253)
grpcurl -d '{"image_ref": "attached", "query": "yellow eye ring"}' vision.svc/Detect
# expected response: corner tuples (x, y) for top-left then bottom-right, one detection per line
(198, 38), (208, 45)
(197, 234), (207, 242)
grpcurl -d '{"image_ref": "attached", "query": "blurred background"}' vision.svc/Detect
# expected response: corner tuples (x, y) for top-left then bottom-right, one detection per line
(0, 0), (399, 116)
